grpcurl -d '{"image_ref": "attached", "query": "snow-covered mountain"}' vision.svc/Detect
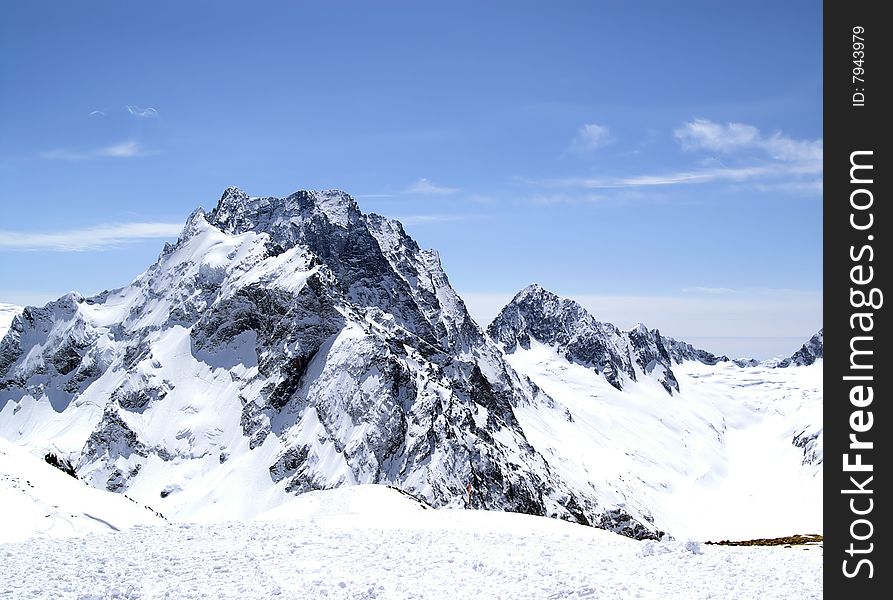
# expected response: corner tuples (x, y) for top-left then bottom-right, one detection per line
(0, 188), (653, 538)
(488, 284), (732, 395)
(489, 285), (823, 539)
(775, 329), (824, 367)
(0, 188), (822, 541)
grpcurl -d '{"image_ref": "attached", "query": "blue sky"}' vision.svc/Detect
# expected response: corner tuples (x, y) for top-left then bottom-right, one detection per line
(0, 1), (822, 358)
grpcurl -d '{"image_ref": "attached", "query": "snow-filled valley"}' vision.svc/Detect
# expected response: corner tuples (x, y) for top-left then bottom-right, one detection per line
(0, 485), (822, 600)
(505, 341), (822, 541)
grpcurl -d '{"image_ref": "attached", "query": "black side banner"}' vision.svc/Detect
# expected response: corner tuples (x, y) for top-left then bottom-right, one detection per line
(825, 1), (890, 595)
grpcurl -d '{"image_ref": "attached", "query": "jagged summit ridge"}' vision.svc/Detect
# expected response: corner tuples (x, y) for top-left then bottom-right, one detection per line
(777, 328), (823, 367)
(489, 284), (822, 389)
(211, 187), (362, 233)
(201, 187), (481, 355)
(488, 283), (684, 394)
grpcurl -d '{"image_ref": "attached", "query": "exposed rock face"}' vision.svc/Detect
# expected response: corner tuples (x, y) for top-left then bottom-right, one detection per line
(662, 338), (729, 366)
(777, 329), (823, 368)
(488, 284), (698, 394)
(489, 284), (824, 378)
(0, 188), (658, 539)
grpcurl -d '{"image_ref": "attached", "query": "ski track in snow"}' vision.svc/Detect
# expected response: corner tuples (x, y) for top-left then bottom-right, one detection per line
(0, 486), (821, 600)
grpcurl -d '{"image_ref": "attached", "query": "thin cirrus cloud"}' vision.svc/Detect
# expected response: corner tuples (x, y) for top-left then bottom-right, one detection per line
(98, 140), (144, 158)
(673, 118), (822, 166)
(40, 140), (152, 160)
(538, 119), (821, 192)
(126, 105), (158, 118)
(534, 165), (777, 189)
(405, 178), (459, 196)
(0, 222), (183, 252)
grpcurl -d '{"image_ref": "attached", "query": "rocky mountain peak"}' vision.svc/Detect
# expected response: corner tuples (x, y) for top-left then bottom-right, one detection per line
(630, 323), (649, 335)
(776, 328), (823, 368)
(219, 184), (250, 205)
(511, 283), (581, 315)
(514, 282), (549, 301)
(492, 284), (596, 350)
(488, 285), (683, 393)
(488, 285), (759, 394)
(208, 187), (361, 235)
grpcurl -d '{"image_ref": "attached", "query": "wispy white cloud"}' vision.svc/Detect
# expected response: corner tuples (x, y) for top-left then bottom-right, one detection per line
(405, 178), (458, 196)
(571, 123), (611, 151)
(39, 149), (92, 161)
(97, 140), (144, 158)
(530, 120), (821, 193)
(0, 222), (183, 252)
(535, 165), (775, 189)
(674, 120), (760, 153)
(674, 118), (822, 166)
(126, 105), (158, 118)
(40, 140), (152, 160)
(613, 165), (777, 187)
(89, 110), (106, 117)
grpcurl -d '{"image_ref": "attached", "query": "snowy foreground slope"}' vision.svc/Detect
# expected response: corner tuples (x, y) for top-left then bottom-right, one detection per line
(0, 485), (821, 600)
(0, 437), (165, 544)
(506, 344), (822, 540)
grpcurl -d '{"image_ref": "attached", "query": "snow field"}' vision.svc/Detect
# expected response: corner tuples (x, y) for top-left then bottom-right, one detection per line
(0, 438), (165, 544)
(0, 485), (821, 600)
(506, 341), (822, 540)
